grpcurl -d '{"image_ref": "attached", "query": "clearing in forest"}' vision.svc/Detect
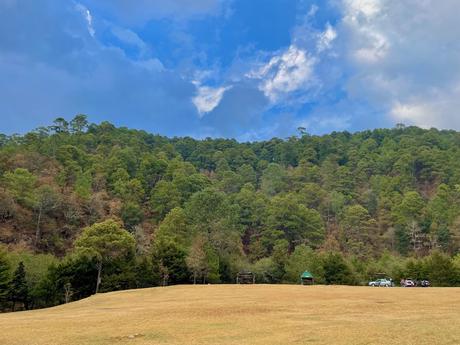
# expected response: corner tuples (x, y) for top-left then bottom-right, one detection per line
(1, 285), (460, 345)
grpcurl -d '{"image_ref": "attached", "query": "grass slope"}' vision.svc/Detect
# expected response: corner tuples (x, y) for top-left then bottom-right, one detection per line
(1, 285), (460, 345)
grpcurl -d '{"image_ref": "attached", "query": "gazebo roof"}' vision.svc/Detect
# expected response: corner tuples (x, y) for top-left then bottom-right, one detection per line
(301, 271), (313, 279)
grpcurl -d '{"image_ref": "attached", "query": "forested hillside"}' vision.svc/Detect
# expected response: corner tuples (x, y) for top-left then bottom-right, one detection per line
(1, 115), (460, 310)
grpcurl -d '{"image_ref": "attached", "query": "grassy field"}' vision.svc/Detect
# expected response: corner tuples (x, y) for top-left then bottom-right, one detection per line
(1, 285), (460, 345)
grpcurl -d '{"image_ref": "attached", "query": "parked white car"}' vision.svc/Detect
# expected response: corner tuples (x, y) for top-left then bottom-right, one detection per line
(368, 278), (393, 287)
(401, 278), (416, 287)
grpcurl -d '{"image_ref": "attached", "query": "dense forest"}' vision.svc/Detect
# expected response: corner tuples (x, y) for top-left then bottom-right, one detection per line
(2, 115), (460, 311)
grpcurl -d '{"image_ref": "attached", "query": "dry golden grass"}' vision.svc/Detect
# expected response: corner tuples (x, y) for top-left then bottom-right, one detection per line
(1, 285), (460, 345)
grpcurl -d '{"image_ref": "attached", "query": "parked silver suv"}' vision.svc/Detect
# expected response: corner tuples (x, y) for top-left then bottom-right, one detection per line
(368, 278), (393, 287)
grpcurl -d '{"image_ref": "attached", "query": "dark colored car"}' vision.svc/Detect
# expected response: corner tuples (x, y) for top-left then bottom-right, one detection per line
(418, 279), (430, 287)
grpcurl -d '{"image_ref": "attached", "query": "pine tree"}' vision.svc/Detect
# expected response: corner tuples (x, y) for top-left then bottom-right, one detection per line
(0, 249), (11, 309)
(10, 261), (29, 311)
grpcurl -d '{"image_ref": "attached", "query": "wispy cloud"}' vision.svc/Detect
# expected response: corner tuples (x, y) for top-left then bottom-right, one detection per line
(75, 3), (95, 37)
(80, 0), (227, 25)
(111, 26), (146, 52)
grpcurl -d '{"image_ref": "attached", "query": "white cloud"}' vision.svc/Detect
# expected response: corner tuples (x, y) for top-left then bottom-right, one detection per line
(390, 102), (432, 127)
(111, 26), (146, 51)
(342, 0), (388, 63)
(192, 84), (231, 116)
(317, 23), (337, 53)
(75, 3), (95, 37)
(390, 87), (460, 129)
(247, 45), (317, 103)
(344, 0), (382, 19)
(340, 0), (460, 129)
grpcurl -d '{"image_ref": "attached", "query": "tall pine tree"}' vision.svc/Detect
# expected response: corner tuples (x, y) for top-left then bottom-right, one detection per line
(0, 249), (11, 309)
(10, 261), (29, 311)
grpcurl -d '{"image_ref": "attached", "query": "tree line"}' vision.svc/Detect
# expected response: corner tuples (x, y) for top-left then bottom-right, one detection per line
(2, 116), (460, 311)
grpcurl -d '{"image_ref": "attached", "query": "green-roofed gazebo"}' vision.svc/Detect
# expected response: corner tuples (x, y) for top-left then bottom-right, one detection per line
(300, 271), (314, 285)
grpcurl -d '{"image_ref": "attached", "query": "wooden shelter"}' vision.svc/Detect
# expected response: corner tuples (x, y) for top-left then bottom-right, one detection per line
(300, 271), (314, 285)
(236, 271), (256, 284)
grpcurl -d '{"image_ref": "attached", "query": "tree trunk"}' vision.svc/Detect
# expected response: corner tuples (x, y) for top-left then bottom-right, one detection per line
(35, 206), (42, 248)
(95, 261), (102, 294)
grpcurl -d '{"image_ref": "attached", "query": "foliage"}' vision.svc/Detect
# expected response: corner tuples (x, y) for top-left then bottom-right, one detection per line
(322, 252), (354, 285)
(75, 219), (135, 293)
(4, 117), (460, 310)
(151, 237), (188, 286)
(75, 220), (135, 261)
(0, 247), (11, 308)
(10, 262), (29, 310)
(284, 245), (324, 283)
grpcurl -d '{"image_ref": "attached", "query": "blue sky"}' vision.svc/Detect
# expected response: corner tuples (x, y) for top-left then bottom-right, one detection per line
(1, 0), (460, 140)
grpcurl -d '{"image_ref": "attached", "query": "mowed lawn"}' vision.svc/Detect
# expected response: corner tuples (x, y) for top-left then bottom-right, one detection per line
(1, 285), (460, 345)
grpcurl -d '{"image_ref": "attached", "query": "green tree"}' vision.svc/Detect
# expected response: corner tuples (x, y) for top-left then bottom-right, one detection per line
(217, 171), (244, 194)
(185, 188), (242, 256)
(396, 191), (425, 224)
(395, 225), (410, 255)
(156, 208), (189, 247)
(0, 248), (11, 308)
(75, 220), (135, 293)
(267, 194), (325, 249)
(120, 202), (144, 231)
(252, 257), (278, 283)
(271, 239), (289, 282)
(137, 155), (168, 191)
(39, 254), (98, 305)
(10, 262), (29, 311)
(70, 114), (89, 133)
(50, 117), (69, 133)
(74, 171), (92, 199)
(340, 205), (378, 257)
(111, 168), (130, 197)
(261, 163), (288, 196)
(150, 180), (181, 220)
(3, 168), (37, 207)
(7, 251), (58, 309)
(284, 245), (324, 283)
(173, 173), (210, 202)
(152, 237), (188, 286)
(34, 185), (60, 247)
(203, 241), (220, 283)
(236, 164), (257, 186)
(322, 252), (353, 285)
(186, 235), (220, 284)
(424, 251), (457, 286)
